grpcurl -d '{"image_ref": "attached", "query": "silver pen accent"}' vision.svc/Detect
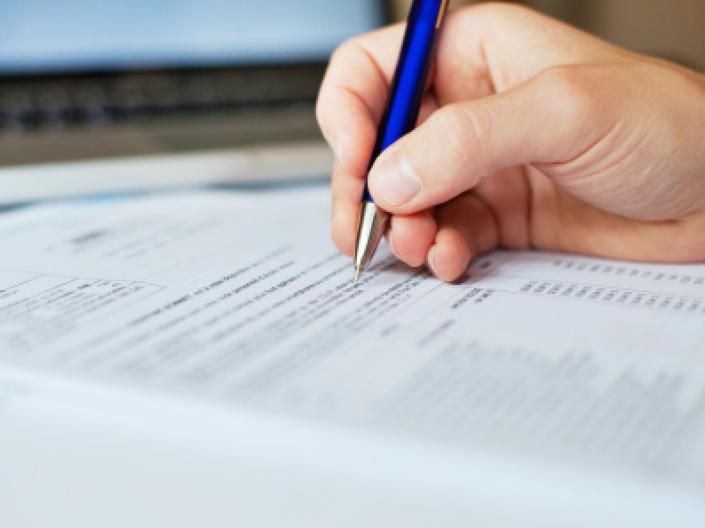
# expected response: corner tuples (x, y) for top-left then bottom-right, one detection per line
(353, 201), (388, 281)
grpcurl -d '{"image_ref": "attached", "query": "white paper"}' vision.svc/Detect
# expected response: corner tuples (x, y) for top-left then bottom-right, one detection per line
(0, 186), (704, 526)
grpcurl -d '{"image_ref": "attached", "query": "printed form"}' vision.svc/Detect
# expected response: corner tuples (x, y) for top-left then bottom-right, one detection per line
(0, 186), (704, 524)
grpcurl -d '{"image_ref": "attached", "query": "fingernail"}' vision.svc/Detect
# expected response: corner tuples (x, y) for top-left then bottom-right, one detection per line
(427, 246), (440, 276)
(388, 228), (400, 259)
(370, 151), (421, 206)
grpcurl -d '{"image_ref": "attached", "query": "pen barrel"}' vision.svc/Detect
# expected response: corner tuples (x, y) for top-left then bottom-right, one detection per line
(363, 0), (447, 202)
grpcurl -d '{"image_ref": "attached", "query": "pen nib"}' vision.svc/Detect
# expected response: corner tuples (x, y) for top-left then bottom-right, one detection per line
(354, 266), (362, 282)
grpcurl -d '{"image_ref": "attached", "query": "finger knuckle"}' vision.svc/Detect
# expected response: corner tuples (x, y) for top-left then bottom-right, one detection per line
(443, 103), (494, 164)
(539, 65), (600, 122)
(465, 1), (537, 27)
(432, 105), (477, 145)
(428, 106), (461, 137)
(330, 38), (356, 63)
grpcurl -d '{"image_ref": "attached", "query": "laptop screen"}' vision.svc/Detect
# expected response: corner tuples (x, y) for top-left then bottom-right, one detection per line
(0, 0), (385, 75)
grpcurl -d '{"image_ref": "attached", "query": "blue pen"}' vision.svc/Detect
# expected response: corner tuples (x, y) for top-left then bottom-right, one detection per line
(353, 0), (449, 280)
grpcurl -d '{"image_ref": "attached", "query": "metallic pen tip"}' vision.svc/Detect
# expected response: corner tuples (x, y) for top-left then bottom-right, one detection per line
(353, 202), (389, 283)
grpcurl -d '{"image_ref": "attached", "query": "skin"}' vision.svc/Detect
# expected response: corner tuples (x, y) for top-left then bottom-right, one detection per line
(316, 3), (705, 282)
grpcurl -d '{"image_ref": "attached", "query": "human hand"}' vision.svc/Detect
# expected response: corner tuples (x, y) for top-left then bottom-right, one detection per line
(316, 3), (705, 282)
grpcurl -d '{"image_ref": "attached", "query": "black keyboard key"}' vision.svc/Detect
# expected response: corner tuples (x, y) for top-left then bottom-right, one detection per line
(0, 65), (324, 133)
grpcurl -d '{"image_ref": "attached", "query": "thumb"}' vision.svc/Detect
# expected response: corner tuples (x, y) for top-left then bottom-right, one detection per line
(367, 66), (608, 214)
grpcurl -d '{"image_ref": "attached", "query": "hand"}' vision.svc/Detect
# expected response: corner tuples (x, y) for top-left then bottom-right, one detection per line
(316, 3), (705, 282)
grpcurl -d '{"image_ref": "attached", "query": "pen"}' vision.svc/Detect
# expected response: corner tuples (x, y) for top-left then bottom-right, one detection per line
(353, 0), (449, 281)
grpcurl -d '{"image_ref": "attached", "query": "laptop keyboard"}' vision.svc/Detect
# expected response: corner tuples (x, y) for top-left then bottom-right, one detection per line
(0, 66), (323, 134)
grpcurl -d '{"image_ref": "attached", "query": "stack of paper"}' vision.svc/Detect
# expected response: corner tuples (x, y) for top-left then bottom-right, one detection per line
(0, 186), (703, 527)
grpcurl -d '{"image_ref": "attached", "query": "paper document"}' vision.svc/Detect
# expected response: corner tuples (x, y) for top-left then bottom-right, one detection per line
(0, 186), (704, 525)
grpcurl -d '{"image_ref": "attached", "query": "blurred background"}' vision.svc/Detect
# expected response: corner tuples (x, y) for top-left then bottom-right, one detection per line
(0, 0), (385, 168)
(392, 0), (705, 70)
(1, 0), (703, 201)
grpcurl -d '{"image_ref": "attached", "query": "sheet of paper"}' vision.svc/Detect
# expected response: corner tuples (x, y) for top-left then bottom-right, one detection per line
(0, 186), (704, 522)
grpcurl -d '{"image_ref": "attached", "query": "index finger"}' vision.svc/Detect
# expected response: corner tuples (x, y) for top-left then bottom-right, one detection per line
(316, 24), (405, 176)
(317, 25), (405, 256)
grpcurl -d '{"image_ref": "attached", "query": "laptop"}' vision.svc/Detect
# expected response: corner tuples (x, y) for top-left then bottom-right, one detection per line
(0, 0), (387, 201)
